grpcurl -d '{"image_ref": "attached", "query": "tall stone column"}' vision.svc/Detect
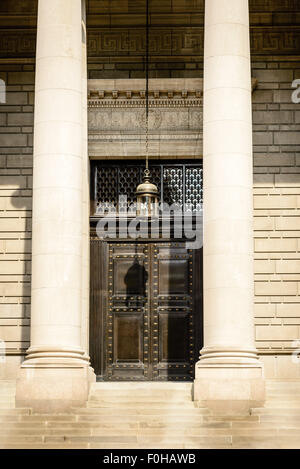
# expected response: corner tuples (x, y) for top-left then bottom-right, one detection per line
(16, 0), (95, 412)
(194, 0), (265, 414)
(81, 0), (90, 354)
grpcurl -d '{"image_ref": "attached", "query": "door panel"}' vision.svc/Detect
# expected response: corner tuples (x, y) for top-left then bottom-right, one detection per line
(114, 314), (143, 361)
(107, 243), (149, 380)
(152, 244), (194, 380)
(90, 240), (202, 381)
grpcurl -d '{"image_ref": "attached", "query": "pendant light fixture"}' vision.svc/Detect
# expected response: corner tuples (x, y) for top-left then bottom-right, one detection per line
(136, 0), (159, 218)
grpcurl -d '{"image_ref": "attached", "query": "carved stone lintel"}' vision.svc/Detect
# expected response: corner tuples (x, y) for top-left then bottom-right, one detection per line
(87, 77), (256, 158)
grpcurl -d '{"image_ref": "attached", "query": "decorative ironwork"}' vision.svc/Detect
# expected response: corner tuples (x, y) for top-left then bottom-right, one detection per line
(163, 167), (183, 207)
(118, 166), (140, 208)
(92, 161), (203, 215)
(185, 166), (203, 212)
(95, 166), (118, 213)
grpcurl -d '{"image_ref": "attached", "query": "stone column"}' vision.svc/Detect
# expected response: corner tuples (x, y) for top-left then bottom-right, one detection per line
(81, 0), (90, 353)
(16, 0), (95, 412)
(194, 0), (265, 414)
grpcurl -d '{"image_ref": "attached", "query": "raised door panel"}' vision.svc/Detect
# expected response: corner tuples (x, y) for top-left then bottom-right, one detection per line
(151, 243), (195, 381)
(106, 243), (150, 380)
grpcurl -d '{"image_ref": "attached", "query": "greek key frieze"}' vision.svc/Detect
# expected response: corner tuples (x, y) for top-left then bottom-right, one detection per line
(0, 27), (299, 58)
(251, 28), (300, 54)
(87, 28), (204, 57)
(0, 30), (36, 58)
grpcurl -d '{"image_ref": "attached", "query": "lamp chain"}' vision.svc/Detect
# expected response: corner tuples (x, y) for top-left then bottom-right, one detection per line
(145, 0), (149, 175)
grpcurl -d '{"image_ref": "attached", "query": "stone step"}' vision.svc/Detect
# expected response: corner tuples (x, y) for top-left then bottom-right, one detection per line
(88, 396), (193, 404)
(90, 391), (193, 396)
(0, 420), (233, 432)
(86, 401), (196, 409)
(89, 390), (193, 400)
(266, 387), (300, 392)
(0, 436), (44, 444)
(0, 409), (31, 415)
(90, 382), (193, 389)
(74, 406), (210, 415)
(91, 384), (192, 389)
(252, 408), (300, 416)
(89, 393), (193, 401)
(0, 444), (90, 449)
(77, 410), (208, 418)
(263, 401), (300, 408)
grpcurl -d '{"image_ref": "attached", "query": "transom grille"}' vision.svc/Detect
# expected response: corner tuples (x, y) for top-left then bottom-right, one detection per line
(92, 161), (203, 215)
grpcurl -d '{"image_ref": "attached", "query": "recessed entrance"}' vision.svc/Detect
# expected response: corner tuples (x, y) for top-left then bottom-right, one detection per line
(89, 161), (203, 381)
(90, 240), (202, 381)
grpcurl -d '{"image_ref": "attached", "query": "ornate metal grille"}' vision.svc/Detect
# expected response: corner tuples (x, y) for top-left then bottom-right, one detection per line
(185, 166), (203, 212)
(163, 167), (183, 207)
(92, 161), (203, 215)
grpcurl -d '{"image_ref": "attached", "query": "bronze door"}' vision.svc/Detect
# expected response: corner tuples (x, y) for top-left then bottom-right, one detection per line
(90, 240), (202, 381)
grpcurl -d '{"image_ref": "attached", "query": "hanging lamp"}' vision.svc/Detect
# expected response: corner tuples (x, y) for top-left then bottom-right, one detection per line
(136, 0), (159, 218)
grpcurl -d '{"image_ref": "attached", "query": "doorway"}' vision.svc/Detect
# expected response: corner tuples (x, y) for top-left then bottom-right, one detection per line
(90, 239), (202, 381)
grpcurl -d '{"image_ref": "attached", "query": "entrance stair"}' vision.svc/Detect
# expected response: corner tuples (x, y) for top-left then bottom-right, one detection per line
(1, 379), (300, 449)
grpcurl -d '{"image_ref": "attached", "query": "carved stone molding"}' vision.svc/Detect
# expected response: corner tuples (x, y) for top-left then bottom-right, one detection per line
(88, 89), (203, 108)
(88, 78), (203, 158)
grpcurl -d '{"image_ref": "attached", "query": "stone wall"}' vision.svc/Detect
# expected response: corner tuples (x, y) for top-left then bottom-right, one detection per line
(252, 56), (300, 377)
(0, 65), (33, 377)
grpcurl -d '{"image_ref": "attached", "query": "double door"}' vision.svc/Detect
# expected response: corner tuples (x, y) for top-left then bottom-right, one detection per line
(90, 240), (202, 381)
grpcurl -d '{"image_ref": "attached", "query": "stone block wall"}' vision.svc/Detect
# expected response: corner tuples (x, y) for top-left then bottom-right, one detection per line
(0, 64), (33, 377)
(252, 56), (300, 377)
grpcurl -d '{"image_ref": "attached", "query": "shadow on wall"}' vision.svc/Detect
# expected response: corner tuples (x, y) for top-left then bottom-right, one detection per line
(0, 71), (34, 378)
(251, 73), (300, 371)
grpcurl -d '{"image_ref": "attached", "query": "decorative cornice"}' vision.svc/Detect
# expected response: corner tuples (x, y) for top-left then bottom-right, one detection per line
(88, 99), (202, 108)
(88, 90), (203, 108)
(88, 78), (258, 109)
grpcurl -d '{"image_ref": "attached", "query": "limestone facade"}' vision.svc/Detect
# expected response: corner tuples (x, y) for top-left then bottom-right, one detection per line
(0, 0), (299, 408)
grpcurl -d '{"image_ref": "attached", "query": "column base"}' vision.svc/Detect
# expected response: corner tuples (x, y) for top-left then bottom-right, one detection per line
(16, 359), (96, 413)
(194, 362), (265, 415)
